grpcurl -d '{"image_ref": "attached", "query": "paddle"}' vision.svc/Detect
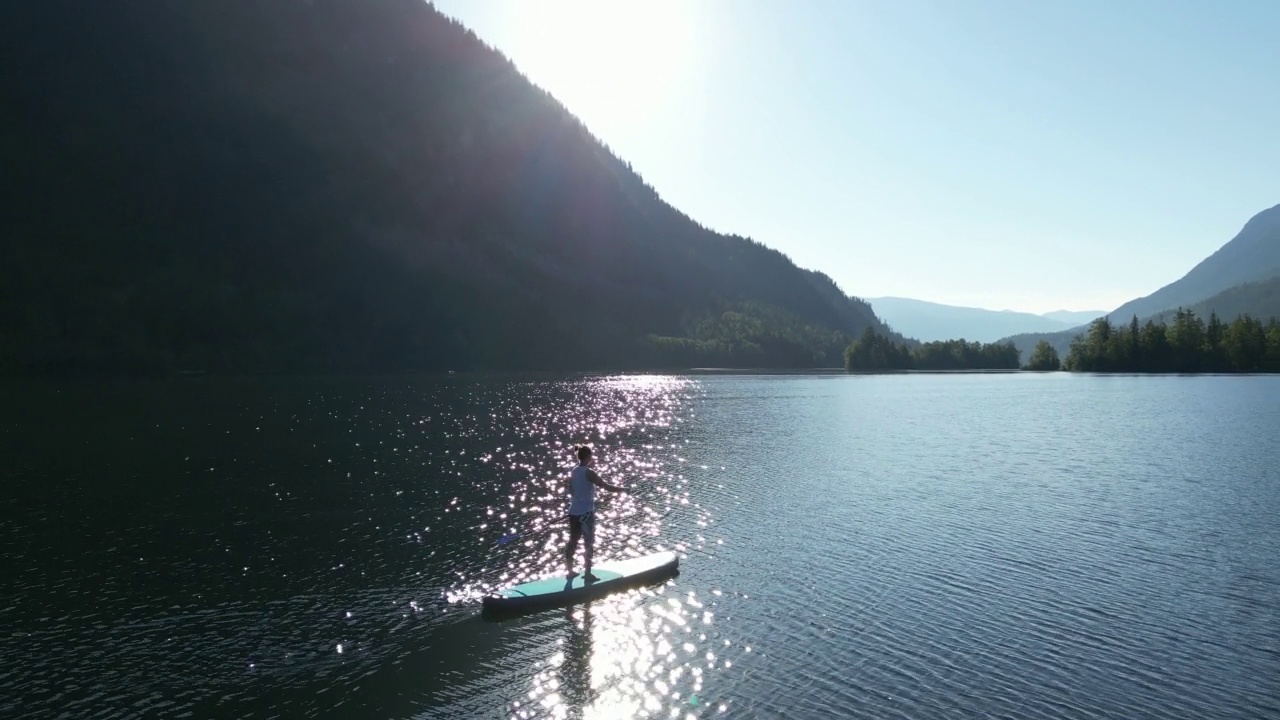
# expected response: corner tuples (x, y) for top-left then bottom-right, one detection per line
(495, 513), (569, 546)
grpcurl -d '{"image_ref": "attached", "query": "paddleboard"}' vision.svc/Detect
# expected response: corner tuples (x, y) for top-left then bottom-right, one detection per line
(482, 551), (679, 617)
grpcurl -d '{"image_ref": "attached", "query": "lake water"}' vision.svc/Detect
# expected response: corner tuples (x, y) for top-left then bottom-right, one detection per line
(2, 373), (1278, 719)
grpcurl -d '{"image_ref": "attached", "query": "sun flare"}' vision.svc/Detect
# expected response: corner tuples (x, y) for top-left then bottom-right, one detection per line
(507, 1), (693, 135)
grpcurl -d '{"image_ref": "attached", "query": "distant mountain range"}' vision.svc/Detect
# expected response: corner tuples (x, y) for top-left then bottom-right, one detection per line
(1002, 203), (1280, 359)
(1040, 309), (1107, 325)
(3, 1), (1273, 375)
(868, 297), (1104, 343)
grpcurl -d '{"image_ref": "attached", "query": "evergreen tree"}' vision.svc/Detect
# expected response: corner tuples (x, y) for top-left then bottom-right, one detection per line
(1128, 314), (1141, 366)
(1205, 311), (1227, 371)
(1267, 322), (1280, 372)
(1026, 341), (1061, 371)
(1139, 320), (1170, 372)
(1063, 311), (1277, 373)
(1086, 317), (1114, 371)
(845, 327), (912, 370)
(1168, 308), (1205, 372)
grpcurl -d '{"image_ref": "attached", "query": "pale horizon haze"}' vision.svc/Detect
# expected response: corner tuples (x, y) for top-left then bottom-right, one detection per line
(431, 0), (1279, 314)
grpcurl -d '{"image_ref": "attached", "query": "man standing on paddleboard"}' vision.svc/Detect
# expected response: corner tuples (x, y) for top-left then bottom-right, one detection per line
(566, 445), (626, 582)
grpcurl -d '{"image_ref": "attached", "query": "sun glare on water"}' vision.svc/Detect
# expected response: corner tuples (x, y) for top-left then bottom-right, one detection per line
(506, 0), (694, 136)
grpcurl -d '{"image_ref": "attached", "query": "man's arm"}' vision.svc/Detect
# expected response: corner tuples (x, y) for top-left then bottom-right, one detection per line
(587, 468), (625, 492)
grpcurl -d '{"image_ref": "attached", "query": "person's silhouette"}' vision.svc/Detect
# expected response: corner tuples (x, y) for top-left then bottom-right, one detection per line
(559, 603), (596, 717)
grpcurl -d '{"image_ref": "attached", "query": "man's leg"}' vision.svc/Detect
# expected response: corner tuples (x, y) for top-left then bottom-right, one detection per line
(565, 514), (582, 577)
(581, 512), (597, 581)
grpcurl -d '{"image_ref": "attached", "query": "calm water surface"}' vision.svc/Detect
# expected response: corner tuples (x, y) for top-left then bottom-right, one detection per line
(2, 373), (1278, 719)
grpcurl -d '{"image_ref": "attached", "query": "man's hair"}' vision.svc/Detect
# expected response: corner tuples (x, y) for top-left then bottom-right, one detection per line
(576, 445), (592, 462)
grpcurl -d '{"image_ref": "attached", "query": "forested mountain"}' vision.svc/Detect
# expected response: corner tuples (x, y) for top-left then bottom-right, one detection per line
(868, 297), (1089, 343)
(0, 0), (899, 375)
(1144, 278), (1280, 327)
(1001, 204), (1280, 359)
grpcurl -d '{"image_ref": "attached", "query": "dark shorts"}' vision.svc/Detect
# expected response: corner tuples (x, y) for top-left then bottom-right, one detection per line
(568, 511), (595, 541)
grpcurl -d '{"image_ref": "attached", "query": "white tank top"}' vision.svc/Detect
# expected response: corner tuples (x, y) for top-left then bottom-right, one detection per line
(568, 465), (594, 515)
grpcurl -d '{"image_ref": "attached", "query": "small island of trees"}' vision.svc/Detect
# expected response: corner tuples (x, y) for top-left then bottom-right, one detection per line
(844, 309), (1280, 373)
(844, 328), (1020, 371)
(1063, 310), (1280, 372)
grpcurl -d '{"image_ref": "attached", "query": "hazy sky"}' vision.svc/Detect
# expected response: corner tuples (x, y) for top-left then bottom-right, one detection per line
(431, 0), (1278, 314)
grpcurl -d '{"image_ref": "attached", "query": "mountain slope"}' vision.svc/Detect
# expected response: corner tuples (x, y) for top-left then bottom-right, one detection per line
(0, 0), (898, 374)
(1003, 276), (1280, 361)
(1108, 204), (1280, 321)
(1146, 277), (1280, 326)
(1001, 203), (1280, 359)
(868, 297), (1080, 343)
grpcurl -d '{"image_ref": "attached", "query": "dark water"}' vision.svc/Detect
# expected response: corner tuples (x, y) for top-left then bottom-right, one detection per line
(2, 373), (1278, 719)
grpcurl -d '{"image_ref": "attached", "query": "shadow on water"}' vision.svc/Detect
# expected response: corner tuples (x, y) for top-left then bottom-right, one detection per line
(285, 590), (651, 719)
(560, 603), (596, 720)
(480, 562), (680, 622)
(222, 607), (526, 719)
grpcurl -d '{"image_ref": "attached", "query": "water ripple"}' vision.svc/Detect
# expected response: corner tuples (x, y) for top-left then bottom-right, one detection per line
(2, 374), (1278, 718)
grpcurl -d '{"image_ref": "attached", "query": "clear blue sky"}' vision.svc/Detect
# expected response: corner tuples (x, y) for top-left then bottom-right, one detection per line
(431, 0), (1278, 314)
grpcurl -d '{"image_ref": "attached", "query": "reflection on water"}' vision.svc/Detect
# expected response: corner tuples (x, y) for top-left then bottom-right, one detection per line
(515, 587), (732, 720)
(434, 373), (734, 719)
(559, 605), (597, 716)
(3, 373), (1278, 719)
(0, 373), (732, 719)
(449, 374), (704, 606)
